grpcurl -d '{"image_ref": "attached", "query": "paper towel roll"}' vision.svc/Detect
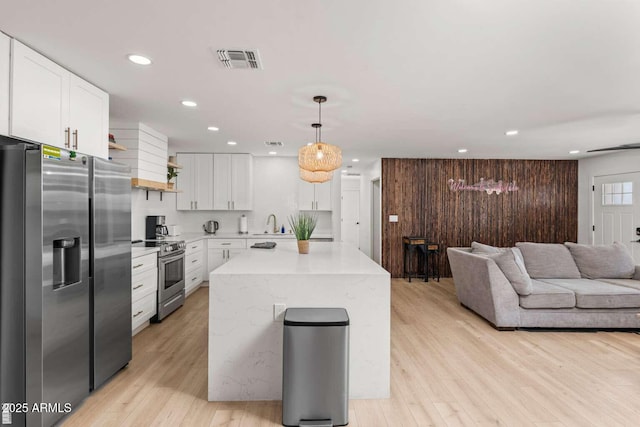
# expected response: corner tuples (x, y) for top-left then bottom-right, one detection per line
(239, 214), (248, 234)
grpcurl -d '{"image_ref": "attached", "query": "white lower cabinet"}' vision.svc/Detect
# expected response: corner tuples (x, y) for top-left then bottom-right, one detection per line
(185, 239), (205, 296)
(131, 251), (158, 335)
(207, 239), (246, 273)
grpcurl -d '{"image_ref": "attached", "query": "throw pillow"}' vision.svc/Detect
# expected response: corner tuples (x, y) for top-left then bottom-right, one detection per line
(564, 242), (635, 279)
(489, 248), (533, 295)
(471, 241), (504, 254)
(515, 242), (581, 279)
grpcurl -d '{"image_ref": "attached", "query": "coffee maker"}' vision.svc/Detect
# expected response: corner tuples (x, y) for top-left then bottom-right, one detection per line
(146, 215), (169, 240)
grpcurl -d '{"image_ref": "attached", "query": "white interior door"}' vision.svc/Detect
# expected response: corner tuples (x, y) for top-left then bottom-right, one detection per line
(341, 180), (360, 248)
(593, 172), (640, 263)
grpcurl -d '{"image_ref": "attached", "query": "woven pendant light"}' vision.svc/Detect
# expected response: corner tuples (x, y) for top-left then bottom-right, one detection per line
(298, 96), (342, 173)
(299, 168), (333, 183)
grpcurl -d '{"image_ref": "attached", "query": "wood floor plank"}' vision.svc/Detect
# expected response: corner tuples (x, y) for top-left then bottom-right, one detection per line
(62, 280), (640, 427)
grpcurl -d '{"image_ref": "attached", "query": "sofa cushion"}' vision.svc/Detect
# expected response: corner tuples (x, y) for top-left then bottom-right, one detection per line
(515, 242), (581, 279)
(564, 242), (635, 279)
(539, 279), (640, 309)
(519, 280), (576, 309)
(598, 278), (640, 291)
(489, 248), (532, 295)
(471, 241), (503, 254)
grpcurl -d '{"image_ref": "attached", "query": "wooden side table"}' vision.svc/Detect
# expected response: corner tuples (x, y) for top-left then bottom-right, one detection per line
(402, 237), (440, 282)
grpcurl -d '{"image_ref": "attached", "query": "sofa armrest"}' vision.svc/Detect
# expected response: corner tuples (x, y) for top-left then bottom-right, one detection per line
(447, 248), (520, 328)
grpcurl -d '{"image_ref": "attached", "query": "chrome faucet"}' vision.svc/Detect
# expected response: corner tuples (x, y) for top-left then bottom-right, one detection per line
(266, 214), (277, 233)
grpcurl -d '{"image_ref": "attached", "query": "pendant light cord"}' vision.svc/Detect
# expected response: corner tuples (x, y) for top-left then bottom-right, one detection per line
(318, 99), (322, 142)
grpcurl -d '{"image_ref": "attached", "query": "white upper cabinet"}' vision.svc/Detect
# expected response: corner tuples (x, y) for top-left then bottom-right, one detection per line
(11, 40), (70, 148)
(0, 32), (9, 136)
(176, 153), (214, 210)
(298, 180), (332, 211)
(10, 40), (109, 158)
(69, 74), (109, 159)
(213, 153), (253, 210)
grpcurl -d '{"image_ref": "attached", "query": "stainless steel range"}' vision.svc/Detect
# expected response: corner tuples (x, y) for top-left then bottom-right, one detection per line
(140, 239), (186, 322)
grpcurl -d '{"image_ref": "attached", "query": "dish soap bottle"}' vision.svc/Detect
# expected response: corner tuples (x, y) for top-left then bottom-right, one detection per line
(281, 224), (285, 233)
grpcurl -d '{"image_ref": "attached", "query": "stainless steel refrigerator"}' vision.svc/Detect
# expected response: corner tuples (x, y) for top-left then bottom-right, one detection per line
(90, 157), (132, 390)
(0, 137), (131, 427)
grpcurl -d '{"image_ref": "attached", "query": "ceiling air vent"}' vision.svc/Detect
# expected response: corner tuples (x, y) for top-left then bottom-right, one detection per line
(264, 141), (283, 147)
(216, 49), (263, 69)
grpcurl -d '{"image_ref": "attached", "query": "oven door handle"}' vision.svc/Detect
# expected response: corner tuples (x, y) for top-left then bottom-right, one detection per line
(159, 251), (185, 264)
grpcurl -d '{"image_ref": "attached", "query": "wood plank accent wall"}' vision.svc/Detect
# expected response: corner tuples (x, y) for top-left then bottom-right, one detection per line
(382, 158), (578, 277)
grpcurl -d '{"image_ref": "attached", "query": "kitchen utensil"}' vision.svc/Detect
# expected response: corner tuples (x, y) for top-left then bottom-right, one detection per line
(203, 220), (219, 234)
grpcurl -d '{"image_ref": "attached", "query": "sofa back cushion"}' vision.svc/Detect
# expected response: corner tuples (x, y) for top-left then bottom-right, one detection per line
(489, 248), (533, 295)
(515, 242), (581, 279)
(471, 241), (503, 255)
(564, 242), (635, 279)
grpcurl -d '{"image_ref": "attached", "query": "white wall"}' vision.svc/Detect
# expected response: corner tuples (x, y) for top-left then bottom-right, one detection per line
(356, 159), (382, 258)
(578, 151), (640, 244)
(130, 156), (339, 240)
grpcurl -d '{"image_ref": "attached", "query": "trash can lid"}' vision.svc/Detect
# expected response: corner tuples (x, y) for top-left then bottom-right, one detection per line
(284, 308), (349, 326)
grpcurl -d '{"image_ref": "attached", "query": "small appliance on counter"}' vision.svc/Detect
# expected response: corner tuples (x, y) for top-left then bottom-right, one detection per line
(203, 220), (219, 234)
(146, 215), (169, 240)
(239, 214), (248, 234)
(167, 224), (180, 236)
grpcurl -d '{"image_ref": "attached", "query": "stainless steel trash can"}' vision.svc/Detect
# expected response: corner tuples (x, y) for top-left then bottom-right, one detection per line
(282, 308), (349, 427)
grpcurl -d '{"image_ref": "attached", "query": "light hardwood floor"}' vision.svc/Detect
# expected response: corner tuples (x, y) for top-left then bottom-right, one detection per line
(63, 279), (640, 426)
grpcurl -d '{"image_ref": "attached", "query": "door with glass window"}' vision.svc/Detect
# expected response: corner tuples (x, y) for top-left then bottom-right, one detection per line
(593, 172), (640, 263)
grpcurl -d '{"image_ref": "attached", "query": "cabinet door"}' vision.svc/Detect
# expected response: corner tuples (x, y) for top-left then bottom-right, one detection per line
(298, 180), (316, 211)
(69, 74), (109, 159)
(213, 154), (231, 210)
(0, 33), (9, 136)
(176, 154), (196, 210)
(11, 40), (70, 147)
(207, 248), (227, 273)
(231, 154), (253, 210)
(194, 154), (214, 210)
(315, 182), (332, 211)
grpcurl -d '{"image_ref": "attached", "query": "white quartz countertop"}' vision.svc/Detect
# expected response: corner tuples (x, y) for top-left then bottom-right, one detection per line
(178, 231), (333, 243)
(211, 241), (388, 276)
(131, 246), (160, 257)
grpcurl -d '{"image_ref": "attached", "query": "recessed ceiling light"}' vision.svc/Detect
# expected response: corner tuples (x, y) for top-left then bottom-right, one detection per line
(505, 130), (519, 136)
(207, 126), (219, 132)
(341, 169), (347, 173)
(268, 151), (277, 155)
(569, 150), (580, 154)
(181, 100), (197, 107)
(458, 148), (468, 153)
(127, 54), (152, 65)
(352, 158), (360, 162)
(227, 141), (237, 146)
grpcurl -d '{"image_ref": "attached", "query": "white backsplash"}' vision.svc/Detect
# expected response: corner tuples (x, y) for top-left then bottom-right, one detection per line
(131, 156), (337, 240)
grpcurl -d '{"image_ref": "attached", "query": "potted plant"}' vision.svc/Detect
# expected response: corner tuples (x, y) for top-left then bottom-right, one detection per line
(288, 212), (318, 254)
(167, 166), (179, 190)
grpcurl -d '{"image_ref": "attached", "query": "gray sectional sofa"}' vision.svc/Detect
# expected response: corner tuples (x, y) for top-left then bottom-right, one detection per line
(447, 242), (640, 329)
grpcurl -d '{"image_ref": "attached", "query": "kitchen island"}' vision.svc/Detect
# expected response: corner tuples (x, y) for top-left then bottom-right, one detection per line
(208, 241), (390, 401)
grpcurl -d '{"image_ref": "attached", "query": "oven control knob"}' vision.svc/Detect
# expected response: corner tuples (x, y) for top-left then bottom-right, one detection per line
(165, 246), (173, 252)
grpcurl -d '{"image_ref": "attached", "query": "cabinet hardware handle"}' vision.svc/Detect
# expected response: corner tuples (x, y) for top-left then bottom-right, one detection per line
(133, 310), (144, 318)
(133, 263), (144, 269)
(72, 129), (78, 149)
(192, 259), (197, 263)
(195, 201), (198, 209)
(190, 201), (193, 210)
(191, 245), (197, 249)
(221, 243), (231, 245)
(64, 127), (71, 148)
(191, 277), (197, 281)
(227, 201), (230, 210)
(232, 201), (235, 210)
(133, 284), (144, 290)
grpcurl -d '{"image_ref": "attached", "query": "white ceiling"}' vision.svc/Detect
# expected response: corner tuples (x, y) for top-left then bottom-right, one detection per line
(2, 0), (640, 171)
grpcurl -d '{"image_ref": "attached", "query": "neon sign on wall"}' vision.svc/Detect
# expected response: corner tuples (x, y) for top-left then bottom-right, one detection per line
(448, 178), (519, 195)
